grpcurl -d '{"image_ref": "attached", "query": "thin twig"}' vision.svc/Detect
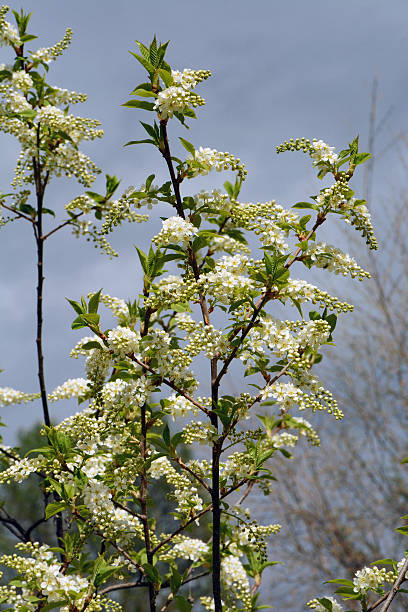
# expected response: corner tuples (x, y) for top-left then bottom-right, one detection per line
(42, 211), (84, 241)
(376, 555), (408, 611)
(0, 201), (35, 224)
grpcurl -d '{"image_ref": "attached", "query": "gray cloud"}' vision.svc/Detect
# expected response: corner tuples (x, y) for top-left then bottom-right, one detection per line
(0, 0), (405, 443)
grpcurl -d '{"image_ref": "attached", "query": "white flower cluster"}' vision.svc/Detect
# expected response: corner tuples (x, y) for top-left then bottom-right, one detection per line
(166, 393), (199, 420)
(310, 139), (339, 165)
(141, 328), (196, 387)
(48, 87), (87, 105)
(107, 326), (139, 358)
(101, 376), (152, 418)
(0, 542), (89, 610)
(30, 28), (73, 65)
(235, 523), (281, 549)
(0, 7), (21, 47)
(86, 347), (112, 383)
(203, 254), (255, 304)
(182, 420), (218, 445)
(270, 431), (299, 448)
(170, 537), (209, 562)
(154, 85), (202, 119)
(11, 70), (33, 92)
(296, 319), (331, 350)
(187, 146), (246, 180)
(241, 316), (300, 363)
(153, 216), (197, 247)
(149, 456), (204, 519)
(305, 242), (370, 280)
(353, 565), (388, 594)
(37, 106), (103, 144)
(258, 220), (289, 253)
(0, 387), (39, 407)
(82, 478), (143, 543)
(0, 455), (44, 484)
(267, 382), (303, 410)
(346, 199), (378, 250)
(148, 274), (199, 310)
(281, 279), (353, 313)
(221, 452), (253, 481)
(180, 319), (229, 358)
(315, 183), (347, 210)
(222, 555), (251, 608)
(154, 67), (209, 118)
(212, 234), (250, 255)
(48, 377), (90, 402)
(99, 293), (129, 318)
(171, 68), (211, 90)
(289, 416), (320, 446)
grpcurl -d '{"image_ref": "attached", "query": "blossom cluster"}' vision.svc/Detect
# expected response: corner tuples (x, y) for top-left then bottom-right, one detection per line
(187, 146), (247, 181)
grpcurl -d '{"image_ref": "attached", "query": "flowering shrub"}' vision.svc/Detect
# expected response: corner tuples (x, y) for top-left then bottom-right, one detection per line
(0, 7), (407, 612)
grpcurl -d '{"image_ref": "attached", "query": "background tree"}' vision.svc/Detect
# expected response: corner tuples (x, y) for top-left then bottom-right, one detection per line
(266, 81), (408, 612)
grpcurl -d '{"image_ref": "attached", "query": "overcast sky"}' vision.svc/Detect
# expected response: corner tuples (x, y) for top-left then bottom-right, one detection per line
(1, 0), (407, 441)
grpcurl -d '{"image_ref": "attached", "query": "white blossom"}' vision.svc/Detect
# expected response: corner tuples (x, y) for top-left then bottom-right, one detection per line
(153, 216), (197, 247)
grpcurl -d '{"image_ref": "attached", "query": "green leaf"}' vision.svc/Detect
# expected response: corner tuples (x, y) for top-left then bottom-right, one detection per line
(19, 203), (36, 216)
(131, 89), (157, 98)
(149, 36), (158, 66)
(142, 563), (161, 589)
(183, 106), (196, 118)
(122, 100), (155, 111)
(42, 208), (55, 217)
(372, 558), (396, 566)
(158, 68), (173, 87)
(354, 152), (371, 166)
(135, 247), (148, 275)
(140, 121), (158, 139)
(293, 202), (318, 210)
(299, 214), (311, 228)
(88, 289), (102, 314)
(71, 316), (87, 330)
(325, 313), (337, 332)
(124, 139), (155, 147)
(316, 598), (334, 611)
(66, 299), (84, 315)
(41, 600), (69, 611)
(80, 313), (100, 327)
(135, 40), (150, 61)
(174, 595), (192, 612)
(163, 423), (170, 447)
(146, 174), (155, 190)
(45, 501), (67, 520)
(85, 190), (105, 204)
(94, 565), (119, 588)
(179, 137), (195, 156)
(129, 51), (155, 74)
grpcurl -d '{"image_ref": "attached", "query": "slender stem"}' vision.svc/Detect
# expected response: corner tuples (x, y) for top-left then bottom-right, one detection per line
(211, 361), (222, 611)
(33, 155), (51, 428)
(160, 120), (223, 609)
(140, 402), (157, 612)
(32, 132), (64, 553)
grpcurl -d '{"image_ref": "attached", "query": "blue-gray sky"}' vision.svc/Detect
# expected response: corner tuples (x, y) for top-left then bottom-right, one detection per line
(1, 0), (406, 441)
